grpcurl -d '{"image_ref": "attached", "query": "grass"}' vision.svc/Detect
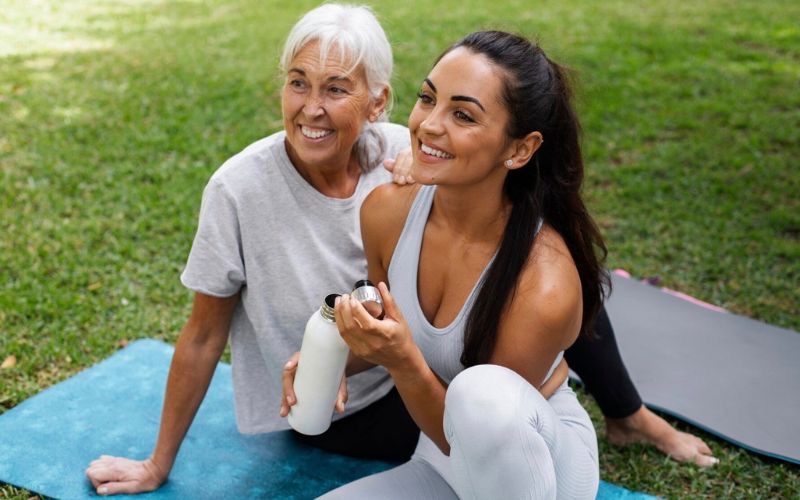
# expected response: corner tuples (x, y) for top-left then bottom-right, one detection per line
(1, 0), (798, 497)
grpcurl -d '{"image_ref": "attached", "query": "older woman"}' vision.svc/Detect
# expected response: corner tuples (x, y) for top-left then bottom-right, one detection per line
(84, 4), (420, 495)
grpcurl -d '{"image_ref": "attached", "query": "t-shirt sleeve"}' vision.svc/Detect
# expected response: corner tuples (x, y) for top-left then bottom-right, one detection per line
(180, 177), (245, 297)
(383, 122), (411, 159)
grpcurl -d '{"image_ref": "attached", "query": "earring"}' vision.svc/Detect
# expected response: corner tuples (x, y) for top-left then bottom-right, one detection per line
(504, 159), (513, 168)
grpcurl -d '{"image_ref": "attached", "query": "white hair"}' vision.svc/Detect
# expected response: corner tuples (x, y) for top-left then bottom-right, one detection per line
(280, 3), (394, 170)
(280, 3), (393, 118)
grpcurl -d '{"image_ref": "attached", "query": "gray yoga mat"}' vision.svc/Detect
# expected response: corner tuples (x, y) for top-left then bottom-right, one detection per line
(599, 272), (799, 465)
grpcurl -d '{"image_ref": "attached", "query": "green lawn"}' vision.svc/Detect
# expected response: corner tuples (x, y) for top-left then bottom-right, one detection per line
(1, 0), (798, 498)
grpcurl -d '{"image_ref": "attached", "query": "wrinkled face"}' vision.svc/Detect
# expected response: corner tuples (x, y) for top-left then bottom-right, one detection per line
(282, 41), (380, 173)
(408, 47), (513, 186)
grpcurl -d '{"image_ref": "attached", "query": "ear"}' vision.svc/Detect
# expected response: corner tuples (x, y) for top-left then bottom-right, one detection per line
(504, 131), (543, 170)
(368, 86), (391, 122)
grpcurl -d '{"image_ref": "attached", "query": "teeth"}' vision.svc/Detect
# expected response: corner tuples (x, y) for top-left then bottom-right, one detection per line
(421, 143), (453, 159)
(301, 126), (333, 139)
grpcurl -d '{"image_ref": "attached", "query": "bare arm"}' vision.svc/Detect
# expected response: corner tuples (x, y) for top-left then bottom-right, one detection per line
(86, 292), (238, 496)
(336, 182), (450, 452)
(489, 226), (583, 388)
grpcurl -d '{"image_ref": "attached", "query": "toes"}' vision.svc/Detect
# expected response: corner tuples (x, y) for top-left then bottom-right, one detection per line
(694, 454), (719, 467)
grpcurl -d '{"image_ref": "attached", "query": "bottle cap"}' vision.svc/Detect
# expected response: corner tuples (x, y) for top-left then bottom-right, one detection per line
(352, 280), (384, 319)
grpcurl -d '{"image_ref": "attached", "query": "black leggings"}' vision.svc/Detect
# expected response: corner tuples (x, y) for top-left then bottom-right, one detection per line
(294, 305), (642, 460)
(292, 387), (419, 462)
(564, 305), (643, 419)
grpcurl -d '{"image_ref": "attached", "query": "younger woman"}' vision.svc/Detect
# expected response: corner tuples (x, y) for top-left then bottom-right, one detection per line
(327, 31), (607, 498)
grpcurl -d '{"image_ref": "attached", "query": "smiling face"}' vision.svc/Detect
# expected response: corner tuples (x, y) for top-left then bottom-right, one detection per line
(408, 47), (515, 187)
(281, 41), (384, 175)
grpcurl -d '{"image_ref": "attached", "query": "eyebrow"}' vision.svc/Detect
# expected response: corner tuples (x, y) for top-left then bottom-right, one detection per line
(289, 68), (353, 85)
(423, 78), (485, 112)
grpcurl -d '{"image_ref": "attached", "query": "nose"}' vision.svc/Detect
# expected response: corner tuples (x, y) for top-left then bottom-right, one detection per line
(419, 107), (445, 136)
(303, 93), (325, 118)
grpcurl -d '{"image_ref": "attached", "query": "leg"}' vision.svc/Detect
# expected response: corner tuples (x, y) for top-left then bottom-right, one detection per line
(444, 365), (598, 500)
(565, 305), (642, 418)
(319, 439), (458, 500)
(567, 305), (717, 467)
(293, 387), (420, 461)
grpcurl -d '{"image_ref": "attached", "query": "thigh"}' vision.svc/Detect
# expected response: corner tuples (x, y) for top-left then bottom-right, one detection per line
(318, 458), (458, 500)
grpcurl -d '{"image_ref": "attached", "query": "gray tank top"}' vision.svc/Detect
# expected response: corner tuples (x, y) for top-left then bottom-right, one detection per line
(388, 185), (562, 385)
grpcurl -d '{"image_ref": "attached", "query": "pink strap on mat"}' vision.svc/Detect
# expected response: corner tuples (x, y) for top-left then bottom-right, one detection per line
(612, 269), (727, 313)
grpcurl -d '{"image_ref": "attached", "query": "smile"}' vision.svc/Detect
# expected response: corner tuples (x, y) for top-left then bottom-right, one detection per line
(301, 126), (334, 139)
(420, 143), (454, 159)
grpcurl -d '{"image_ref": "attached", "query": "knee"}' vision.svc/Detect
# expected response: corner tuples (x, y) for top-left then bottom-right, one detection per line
(445, 365), (528, 438)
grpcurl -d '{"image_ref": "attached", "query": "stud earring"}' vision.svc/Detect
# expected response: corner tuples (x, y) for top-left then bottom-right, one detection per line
(504, 159), (513, 168)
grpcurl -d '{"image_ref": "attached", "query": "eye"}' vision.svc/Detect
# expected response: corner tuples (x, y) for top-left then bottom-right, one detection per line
(416, 91), (434, 105)
(454, 110), (475, 123)
(329, 86), (348, 95)
(289, 79), (306, 90)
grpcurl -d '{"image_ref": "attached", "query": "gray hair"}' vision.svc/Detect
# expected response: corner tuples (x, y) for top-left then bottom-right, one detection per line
(279, 3), (393, 171)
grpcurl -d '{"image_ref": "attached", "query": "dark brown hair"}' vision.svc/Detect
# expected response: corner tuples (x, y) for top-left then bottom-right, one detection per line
(447, 31), (610, 367)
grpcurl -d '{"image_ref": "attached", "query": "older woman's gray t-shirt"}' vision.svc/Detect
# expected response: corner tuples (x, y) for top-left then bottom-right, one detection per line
(181, 122), (410, 434)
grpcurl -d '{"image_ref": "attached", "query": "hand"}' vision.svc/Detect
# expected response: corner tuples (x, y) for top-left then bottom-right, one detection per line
(280, 351), (348, 417)
(383, 148), (415, 185)
(539, 358), (569, 399)
(335, 282), (416, 371)
(85, 455), (167, 496)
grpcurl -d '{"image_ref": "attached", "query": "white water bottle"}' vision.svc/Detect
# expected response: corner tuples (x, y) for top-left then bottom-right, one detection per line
(288, 293), (349, 435)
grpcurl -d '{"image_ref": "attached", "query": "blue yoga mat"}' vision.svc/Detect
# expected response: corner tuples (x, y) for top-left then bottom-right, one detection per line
(0, 339), (655, 499)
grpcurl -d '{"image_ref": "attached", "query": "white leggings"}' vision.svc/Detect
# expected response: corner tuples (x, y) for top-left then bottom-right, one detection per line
(320, 364), (599, 499)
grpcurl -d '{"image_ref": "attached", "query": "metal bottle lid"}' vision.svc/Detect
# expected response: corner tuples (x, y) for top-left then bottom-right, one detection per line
(352, 279), (384, 319)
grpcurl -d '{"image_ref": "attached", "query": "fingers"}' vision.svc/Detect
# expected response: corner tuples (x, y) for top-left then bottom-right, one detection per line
(335, 376), (349, 413)
(385, 152), (417, 185)
(377, 282), (404, 323)
(96, 481), (132, 496)
(384, 159), (411, 184)
(84, 459), (137, 495)
(86, 456), (123, 484)
(280, 352), (300, 417)
(335, 294), (372, 334)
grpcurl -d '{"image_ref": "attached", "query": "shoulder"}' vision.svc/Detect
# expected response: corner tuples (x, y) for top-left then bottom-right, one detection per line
(374, 122), (410, 152)
(510, 225), (583, 346)
(360, 183), (421, 266)
(362, 182), (420, 231)
(207, 131), (286, 193)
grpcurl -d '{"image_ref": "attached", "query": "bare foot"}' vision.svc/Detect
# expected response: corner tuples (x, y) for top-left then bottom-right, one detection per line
(605, 405), (718, 467)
